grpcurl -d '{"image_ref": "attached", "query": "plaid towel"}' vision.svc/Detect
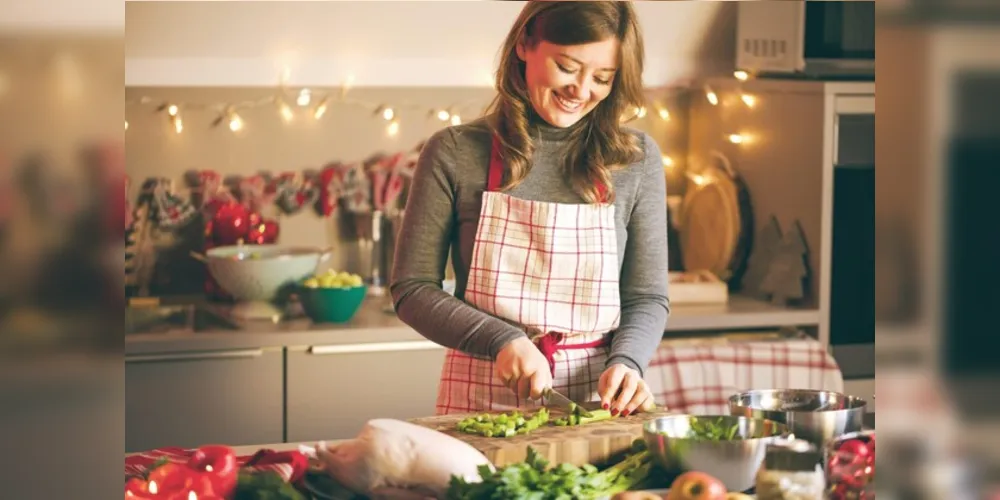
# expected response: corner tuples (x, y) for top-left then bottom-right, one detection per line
(125, 447), (308, 484)
(646, 337), (844, 415)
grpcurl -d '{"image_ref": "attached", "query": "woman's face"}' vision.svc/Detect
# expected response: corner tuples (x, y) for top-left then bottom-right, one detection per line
(517, 37), (619, 128)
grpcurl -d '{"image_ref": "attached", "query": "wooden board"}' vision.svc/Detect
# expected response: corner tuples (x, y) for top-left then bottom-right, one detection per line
(409, 404), (674, 467)
(668, 270), (729, 304)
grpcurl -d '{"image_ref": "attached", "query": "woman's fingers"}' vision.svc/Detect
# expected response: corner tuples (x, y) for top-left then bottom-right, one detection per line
(611, 372), (640, 416)
(598, 366), (627, 410)
(622, 382), (653, 416)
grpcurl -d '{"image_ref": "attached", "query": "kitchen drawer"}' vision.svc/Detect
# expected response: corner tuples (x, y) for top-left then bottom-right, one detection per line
(286, 340), (446, 442)
(125, 347), (284, 453)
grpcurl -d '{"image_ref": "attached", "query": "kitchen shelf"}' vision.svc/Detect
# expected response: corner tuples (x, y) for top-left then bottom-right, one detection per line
(666, 294), (821, 332)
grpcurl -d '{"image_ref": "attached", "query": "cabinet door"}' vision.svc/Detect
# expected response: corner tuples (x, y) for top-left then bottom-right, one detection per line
(286, 341), (446, 442)
(126, 348), (284, 453)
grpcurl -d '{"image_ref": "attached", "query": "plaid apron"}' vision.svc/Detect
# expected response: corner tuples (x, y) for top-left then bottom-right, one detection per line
(435, 137), (622, 415)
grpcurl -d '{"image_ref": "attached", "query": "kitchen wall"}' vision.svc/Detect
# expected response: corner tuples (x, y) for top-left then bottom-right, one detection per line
(125, 1), (737, 88)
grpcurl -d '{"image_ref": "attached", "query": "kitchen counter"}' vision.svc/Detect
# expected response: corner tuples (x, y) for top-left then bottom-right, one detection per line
(126, 293), (823, 356)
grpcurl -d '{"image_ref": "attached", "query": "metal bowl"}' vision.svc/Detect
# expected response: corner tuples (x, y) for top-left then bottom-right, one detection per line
(642, 415), (790, 492)
(729, 389), (867, 446)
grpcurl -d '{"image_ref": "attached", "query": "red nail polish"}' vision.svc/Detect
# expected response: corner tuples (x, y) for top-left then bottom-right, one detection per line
(611, 408), (619, 416)
(622, 410), (630, 417)
(602, 403), (610, 410)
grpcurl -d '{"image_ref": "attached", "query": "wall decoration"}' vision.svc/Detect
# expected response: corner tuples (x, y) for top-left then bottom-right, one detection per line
(758, 220), (811, 306)
(741, 216), (783, 300)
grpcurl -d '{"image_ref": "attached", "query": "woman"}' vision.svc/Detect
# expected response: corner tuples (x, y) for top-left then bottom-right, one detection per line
(391, 1), (669, 417)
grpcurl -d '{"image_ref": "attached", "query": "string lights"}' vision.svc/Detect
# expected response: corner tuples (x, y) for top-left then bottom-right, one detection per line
(124, 76), (490, 137)
(124, 70), (772, 183)
(694, 70), (768, 148)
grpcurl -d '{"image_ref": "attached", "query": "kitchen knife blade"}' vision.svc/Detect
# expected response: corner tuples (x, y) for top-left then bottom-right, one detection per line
(542, 388), (593, 417)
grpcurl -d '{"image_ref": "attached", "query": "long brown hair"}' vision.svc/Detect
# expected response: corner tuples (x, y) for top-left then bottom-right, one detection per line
(485, 1), (646, 204)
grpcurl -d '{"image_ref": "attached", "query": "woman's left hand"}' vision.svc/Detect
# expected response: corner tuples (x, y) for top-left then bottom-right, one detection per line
(598, 364), (655, 417)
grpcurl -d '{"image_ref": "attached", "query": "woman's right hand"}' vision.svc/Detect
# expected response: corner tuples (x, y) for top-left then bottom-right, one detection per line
(495, 337), (552, 401)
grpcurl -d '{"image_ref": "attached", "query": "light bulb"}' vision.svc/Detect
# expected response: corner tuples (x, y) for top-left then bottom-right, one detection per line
(229, 114), (243, 131)
(314, 100), (328, 119)
(382, 107), (395, 121)
(450, 114), (462, 126)
(125, 120), (129, 131)
(387, 120), (400, 136)
(658, 108), (670, 120)
(171, 115), (183, 134)
(705, 88), (719, 106)
(436, 109), (450, 121)
(636, 106), (647, 119)
(280, 102), (294, 122)
(662, 155), (673, 168)
(296, 88), (311, 107)
(741, 94), (756, 108)
(167, 104), (179, 116)
(728, 133), (745, 144)
(734, 70), (749, 81)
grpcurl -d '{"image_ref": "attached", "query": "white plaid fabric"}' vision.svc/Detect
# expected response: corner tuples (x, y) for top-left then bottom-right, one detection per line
(645, 338), (844, 415)
(436, 138), (621, 415)
(463, 192), (621, 335)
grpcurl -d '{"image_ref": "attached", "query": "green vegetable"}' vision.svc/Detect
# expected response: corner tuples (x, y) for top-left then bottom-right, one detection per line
(684, 417), (743, 440)
(233, 471), (305, 500)
(446, 441), (655, 499)
(553, 404), (612, 427)
(456, 408), (550, 437)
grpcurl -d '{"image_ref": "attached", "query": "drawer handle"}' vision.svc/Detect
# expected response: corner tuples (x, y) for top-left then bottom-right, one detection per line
(308, 341), (442, 355)
(125, 349), (264, 363)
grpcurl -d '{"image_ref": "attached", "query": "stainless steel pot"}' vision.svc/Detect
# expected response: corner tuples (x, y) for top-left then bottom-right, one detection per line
(729, 389), (867, 446)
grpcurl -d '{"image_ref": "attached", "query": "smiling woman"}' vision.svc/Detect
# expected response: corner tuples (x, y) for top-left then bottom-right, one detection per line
(390, 1), (669, 419)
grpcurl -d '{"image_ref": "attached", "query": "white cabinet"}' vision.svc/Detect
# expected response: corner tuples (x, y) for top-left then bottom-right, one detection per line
(125, 348), (285, 452)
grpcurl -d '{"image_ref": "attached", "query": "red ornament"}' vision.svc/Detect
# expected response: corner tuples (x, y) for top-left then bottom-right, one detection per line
(246, 217), (280, 244)
(211, 201), (250, 245)
(837, 439), (873, 462)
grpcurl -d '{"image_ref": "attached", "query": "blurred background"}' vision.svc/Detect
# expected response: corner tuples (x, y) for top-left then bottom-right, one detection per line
(1, 0), (998, 498)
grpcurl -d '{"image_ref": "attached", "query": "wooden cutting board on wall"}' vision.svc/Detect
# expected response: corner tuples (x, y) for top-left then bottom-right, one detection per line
(409, 405), (674, 467)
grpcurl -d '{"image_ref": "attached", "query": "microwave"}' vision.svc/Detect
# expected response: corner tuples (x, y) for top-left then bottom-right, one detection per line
(735, 0), (875, 79)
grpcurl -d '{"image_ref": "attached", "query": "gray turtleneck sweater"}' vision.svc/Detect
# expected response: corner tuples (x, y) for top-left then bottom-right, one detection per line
(390, 115), (670, 376)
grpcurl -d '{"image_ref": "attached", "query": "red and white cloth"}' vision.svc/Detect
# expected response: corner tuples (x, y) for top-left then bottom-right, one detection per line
(645, 337), (844, 415)
(124, 447), (308, 484)
(436, 137), (621, 415)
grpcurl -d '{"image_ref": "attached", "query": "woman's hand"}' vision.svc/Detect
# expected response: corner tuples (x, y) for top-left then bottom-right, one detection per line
(599, 363), (655, 417)
(495, 337), (552, 401)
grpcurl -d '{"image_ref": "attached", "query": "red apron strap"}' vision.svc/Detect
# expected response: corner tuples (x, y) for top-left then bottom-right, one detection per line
(488, 135), (611, 202)
(535, 332), (611, 377)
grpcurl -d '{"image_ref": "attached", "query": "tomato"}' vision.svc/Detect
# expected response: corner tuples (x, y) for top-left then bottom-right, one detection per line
(666, 471), (728, 500)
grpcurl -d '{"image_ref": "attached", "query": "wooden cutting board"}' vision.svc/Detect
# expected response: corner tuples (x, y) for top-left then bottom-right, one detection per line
(409, 405), (674, 467)
(680, 165), (741, 279)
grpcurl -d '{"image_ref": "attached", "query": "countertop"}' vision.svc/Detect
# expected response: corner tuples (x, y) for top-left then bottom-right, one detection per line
(126, 293), (824, 356)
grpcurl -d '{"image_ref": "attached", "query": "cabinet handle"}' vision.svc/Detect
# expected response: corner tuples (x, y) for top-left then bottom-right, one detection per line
(308, 340), (442, 355)
(125, 349), (264, 363)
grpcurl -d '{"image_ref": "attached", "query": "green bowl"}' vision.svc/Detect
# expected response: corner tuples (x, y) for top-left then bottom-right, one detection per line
(298, 283), (368, 323)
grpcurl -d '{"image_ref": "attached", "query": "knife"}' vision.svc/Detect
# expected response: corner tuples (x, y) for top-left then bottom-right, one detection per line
(542, 387), (593, 417)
